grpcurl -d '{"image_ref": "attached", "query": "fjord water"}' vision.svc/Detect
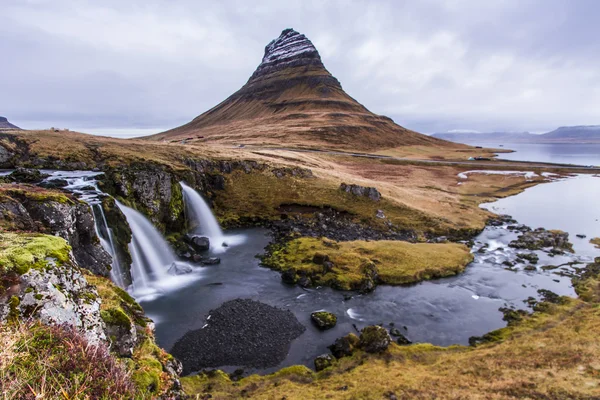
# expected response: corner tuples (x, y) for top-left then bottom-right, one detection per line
(143, 174), (599, 374)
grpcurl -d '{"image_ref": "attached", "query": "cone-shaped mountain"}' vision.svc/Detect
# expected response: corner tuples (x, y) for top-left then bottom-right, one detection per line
(151, 29), (451, 150)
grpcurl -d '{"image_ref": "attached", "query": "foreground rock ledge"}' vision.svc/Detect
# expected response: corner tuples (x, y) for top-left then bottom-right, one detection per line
(171, 299), (305, 375)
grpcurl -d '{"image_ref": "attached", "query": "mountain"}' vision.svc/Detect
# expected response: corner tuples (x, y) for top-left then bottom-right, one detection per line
(432, 126), (600, 144)
(150, 29), (452, 150)
(431, 132), (536, 144)
(0, 116), (21, 130)
(541, 125), (600, 142)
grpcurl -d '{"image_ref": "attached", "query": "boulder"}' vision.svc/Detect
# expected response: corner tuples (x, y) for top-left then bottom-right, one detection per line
(168, 262), (194, 275)
(339, 183), (381, 202)
(194, 256), (220, 266)
(189, 236), (210, 252)
(8, 168), (49, 183)
(311, 311), (337, 330)
(359, 325), (391, 353)
(39, 178), (69, 189)
(314, 353), (335, 371)
(328, 333), (360, 358)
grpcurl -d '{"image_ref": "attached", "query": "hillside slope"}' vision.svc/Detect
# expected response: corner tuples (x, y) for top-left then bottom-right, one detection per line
(149, 29), (455, 151)
(0, 117), (21, 130)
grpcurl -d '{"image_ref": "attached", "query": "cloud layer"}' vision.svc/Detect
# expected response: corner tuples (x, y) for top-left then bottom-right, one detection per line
(2, 0), (599, 134)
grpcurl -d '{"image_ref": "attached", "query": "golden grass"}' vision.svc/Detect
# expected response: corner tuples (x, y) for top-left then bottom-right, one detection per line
(263, 237), (473, 288)
(590, 237), (600, 249)
(181, 299), (600, 399)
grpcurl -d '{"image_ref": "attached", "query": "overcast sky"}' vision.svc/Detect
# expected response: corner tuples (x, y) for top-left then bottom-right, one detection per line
(2, 0), (599, 135)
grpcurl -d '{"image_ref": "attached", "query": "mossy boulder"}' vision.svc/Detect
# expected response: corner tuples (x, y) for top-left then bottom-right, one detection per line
(310, 311), (337, 330)
(328, 333), (360, 358)
(359, 325), (392, 353)
(314, 353), (335, 371)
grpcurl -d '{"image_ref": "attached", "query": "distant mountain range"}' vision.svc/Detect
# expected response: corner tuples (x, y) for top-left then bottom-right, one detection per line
(432, 126), (600, 144)
(0, 116), (21, 130)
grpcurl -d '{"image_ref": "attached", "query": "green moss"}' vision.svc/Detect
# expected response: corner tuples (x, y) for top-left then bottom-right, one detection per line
(0, 187), (74, 204)
(100, 308), (132, 329)
(8, 295), (20, 323)
(262, 237), (473, 290)
(0, 232), (72, 276)
(213, 170), (444, 233)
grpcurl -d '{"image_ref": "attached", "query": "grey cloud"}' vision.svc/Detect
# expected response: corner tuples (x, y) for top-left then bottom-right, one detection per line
(1, 0), (599, 134)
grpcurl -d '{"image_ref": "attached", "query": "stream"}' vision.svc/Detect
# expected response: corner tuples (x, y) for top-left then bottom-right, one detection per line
(28, 170), (600, 375)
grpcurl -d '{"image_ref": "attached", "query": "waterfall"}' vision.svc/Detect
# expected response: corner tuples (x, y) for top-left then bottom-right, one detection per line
(179, 182), (245, 252)
(92, 204), (126, 288)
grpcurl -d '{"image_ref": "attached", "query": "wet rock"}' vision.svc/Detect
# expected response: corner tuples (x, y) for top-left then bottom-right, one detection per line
(359, 325), (391, 353)
(297, 276), (311, 287)
(509, 228), (573, 253)
(189, 236), (210, 252)
(39, 178), (69, 189)
(488, 214), (517, 226)
(523, 265), (537, 271)
(197, 257), (220, 266)
(576, 234), (587, 239)
(311, 311), (337, 330)
(502, 260), (515, 267)
(314, 353), (335, 371)
(281, 269), (297, 284)
(171, 299), (306, 374)
(396, 334), (412, 345)
(328, 333), (360, 358)
(339, 183), (381, 201)
(168, 262), (194, 275)
(8, 168), (49, 183)
(517, 252), (539, 264)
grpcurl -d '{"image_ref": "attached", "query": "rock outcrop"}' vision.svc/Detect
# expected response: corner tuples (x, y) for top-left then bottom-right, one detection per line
(0, 116), (21, 130)
(0, 186), (111, 276)
(340, 183), (382, 201)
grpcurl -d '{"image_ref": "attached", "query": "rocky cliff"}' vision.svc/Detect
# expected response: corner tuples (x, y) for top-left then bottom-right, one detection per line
(0, 116), (21, 131)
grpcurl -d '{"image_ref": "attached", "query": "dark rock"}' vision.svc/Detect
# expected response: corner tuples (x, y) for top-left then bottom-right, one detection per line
(199, 257), (221, 266)
(359, 325), (391, 353)
(502, 260), (515, 267)
(281, 269), (297, 284)
(576, 234), (587, 239)
(509, 228), (573, 253)
(8, 168), (49, 183)
(314, 353), (334, 371)
(310, 311), (337, 330)
(523, 265), (537, 271)
(339, 183), (381, 201)
(312, 252), (330, 265)
(328, 333), (360, 358)
(190, 236), (210, 252)
(517, 252), (539, 264)
(297, 276), (311, 288)
(171, 299), (306, 374)
(396, 334), (412, 345)
(39, 179), (69, 189)
(389, 328), (402, 337)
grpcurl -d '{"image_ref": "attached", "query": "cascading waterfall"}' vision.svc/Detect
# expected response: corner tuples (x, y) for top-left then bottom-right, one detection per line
(179, 182), (245, 253)
(115, 201), (176, 294)
(92, 203), (126, 288)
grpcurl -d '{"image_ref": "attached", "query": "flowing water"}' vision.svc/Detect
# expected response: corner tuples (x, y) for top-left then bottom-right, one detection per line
(30, 164), (600, 375)
(179, 181), (246, 253)
(142, 174), (600, 375)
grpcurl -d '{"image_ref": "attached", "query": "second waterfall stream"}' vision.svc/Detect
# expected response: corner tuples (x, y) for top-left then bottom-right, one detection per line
(179, 181), (246, 253)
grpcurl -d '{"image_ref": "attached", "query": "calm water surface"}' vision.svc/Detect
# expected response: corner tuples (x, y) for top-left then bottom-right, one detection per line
(142, 174), (600, 374)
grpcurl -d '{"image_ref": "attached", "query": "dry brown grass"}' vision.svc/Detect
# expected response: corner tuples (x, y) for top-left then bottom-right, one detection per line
(182, 299), (600, 399)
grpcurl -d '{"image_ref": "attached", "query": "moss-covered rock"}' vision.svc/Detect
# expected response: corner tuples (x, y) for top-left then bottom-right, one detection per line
(311, 311), (337, 330)
(359, 325), (392, 353)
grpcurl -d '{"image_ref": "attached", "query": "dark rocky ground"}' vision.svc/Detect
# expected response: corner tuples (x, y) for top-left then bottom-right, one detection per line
(171, 299), (306, 375)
